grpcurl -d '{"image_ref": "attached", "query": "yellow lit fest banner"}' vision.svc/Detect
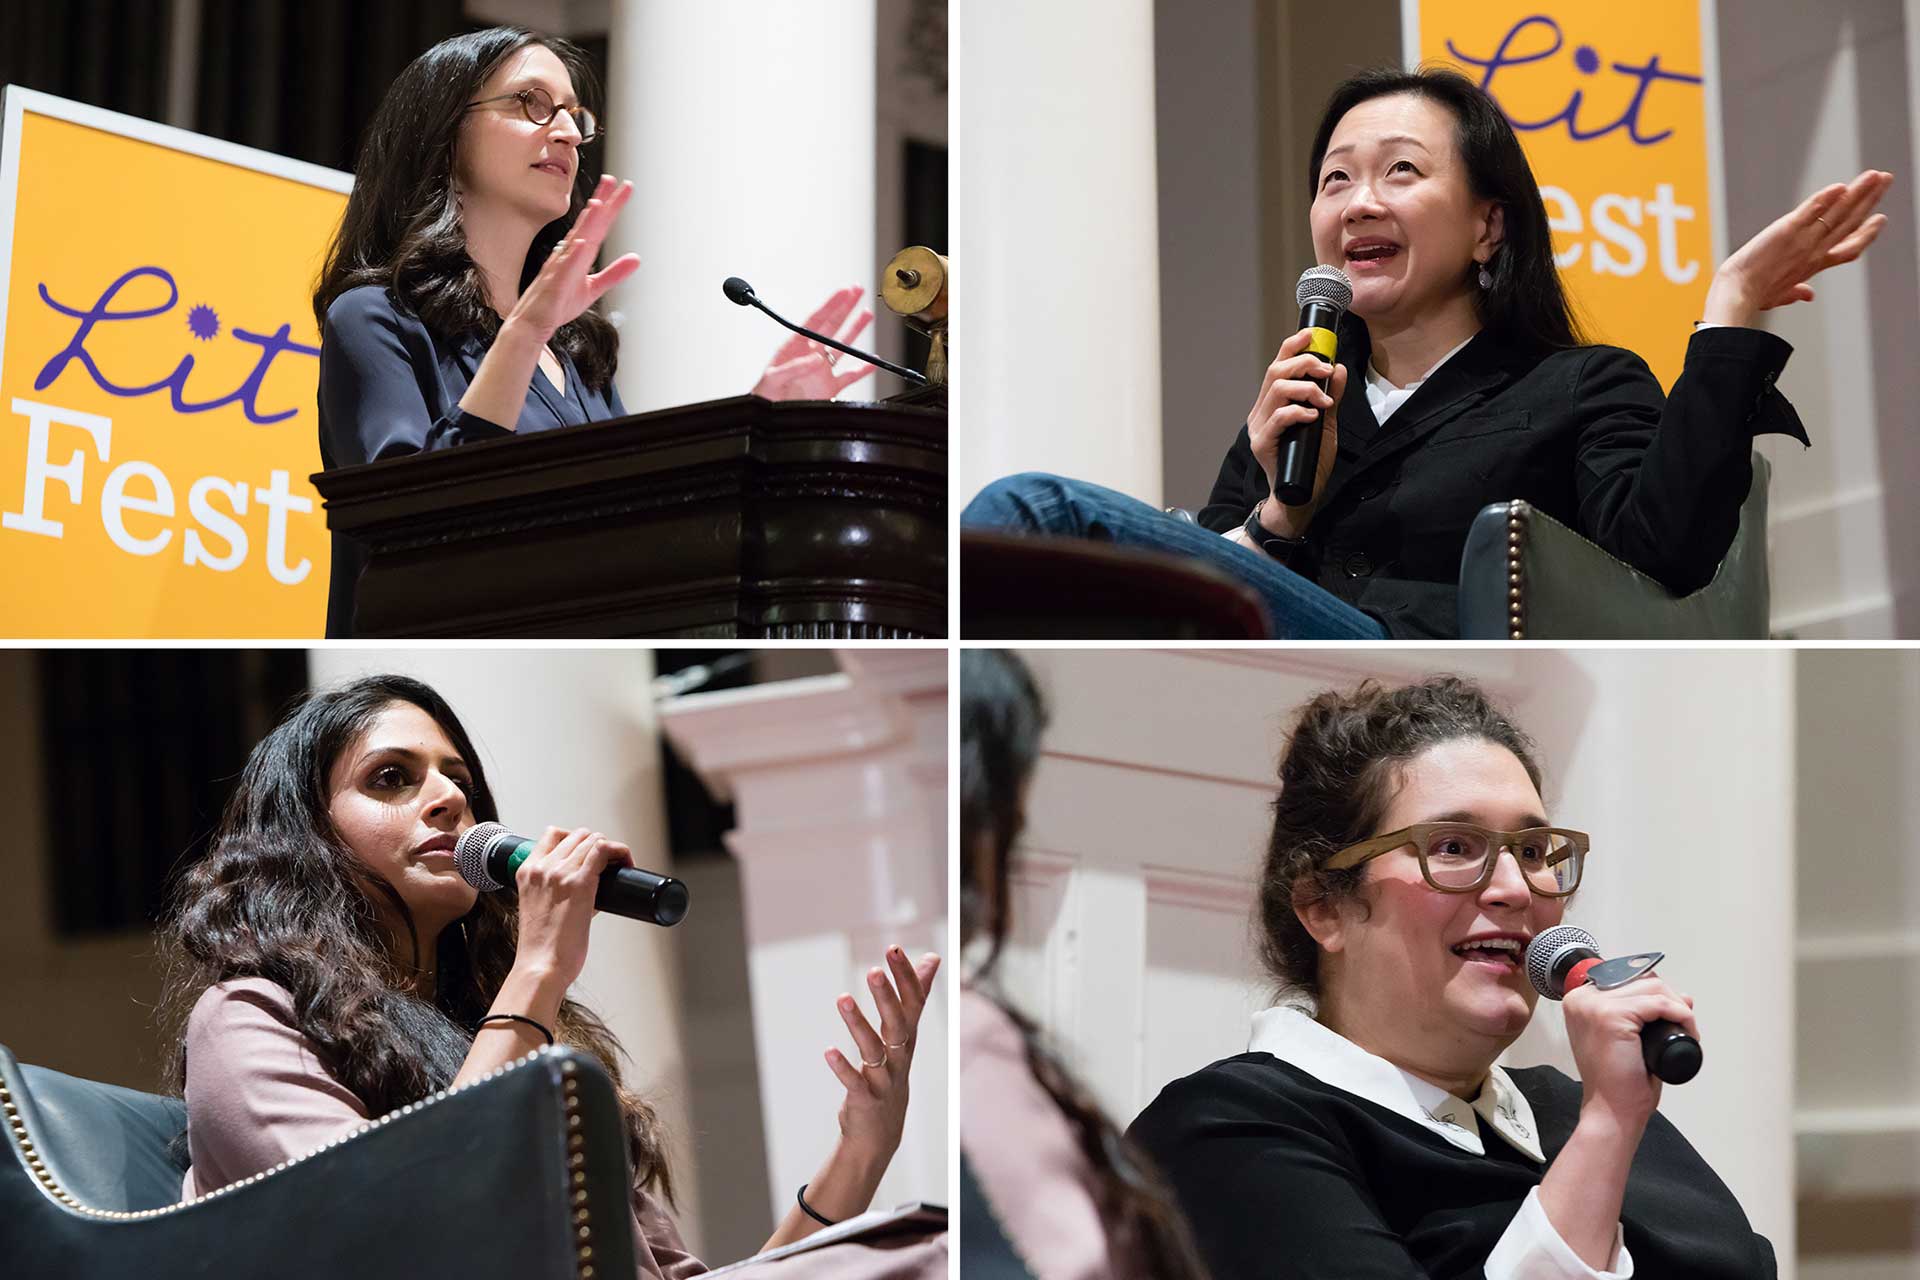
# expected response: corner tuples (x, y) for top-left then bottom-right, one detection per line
(0, 90), (349, 637)
(1409, 2), (1720, 388)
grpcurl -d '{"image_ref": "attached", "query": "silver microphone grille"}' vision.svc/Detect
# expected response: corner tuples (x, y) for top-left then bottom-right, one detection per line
(454, 821), (512, 892)
(1296, 264), (1353, 313)
(1525, 924), (1600, 1000)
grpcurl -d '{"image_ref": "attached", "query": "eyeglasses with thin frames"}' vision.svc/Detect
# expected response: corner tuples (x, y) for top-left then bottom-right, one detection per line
(463, 87), (600, 145)
(1323, 822), (1589, 897)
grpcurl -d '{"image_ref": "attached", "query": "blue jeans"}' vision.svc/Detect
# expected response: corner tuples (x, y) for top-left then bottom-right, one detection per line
(962, 473), (1388, 640)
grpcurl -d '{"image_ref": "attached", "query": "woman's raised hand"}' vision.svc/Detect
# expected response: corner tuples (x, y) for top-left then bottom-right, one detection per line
(509, 175), (643, 342)
(508, 826), (634, 988)
(824, 946), (943, 1163)
(1560, 975), (1700, 1129)
(751, 286), (877, 401)
(1705, 168), (1893, 326)
(1246, 327), (1349, 540)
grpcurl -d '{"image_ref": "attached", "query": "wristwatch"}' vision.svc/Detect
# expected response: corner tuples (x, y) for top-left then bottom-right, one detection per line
(1243, 500), (1307, 559)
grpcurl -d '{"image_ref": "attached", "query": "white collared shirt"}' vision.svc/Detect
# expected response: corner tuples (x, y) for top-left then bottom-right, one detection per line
(1249, 1004), (1633, 1279)
(1363, 333), (1478, 426)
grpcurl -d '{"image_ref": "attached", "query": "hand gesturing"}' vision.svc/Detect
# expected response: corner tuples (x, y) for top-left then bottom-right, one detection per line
(1709, 169), (1892, 322)
(824, 946), (942, 1163)
(510, 174), (642, 341)
(751, 285), (878, 401)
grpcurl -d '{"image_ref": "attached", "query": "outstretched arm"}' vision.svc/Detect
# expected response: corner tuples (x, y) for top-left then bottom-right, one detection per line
(760, 946), (943, 1252)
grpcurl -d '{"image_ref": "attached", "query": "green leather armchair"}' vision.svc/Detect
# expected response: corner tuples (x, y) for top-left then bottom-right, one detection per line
(1458, 453), (1772, 639)
(0, 1042), (638, 1280)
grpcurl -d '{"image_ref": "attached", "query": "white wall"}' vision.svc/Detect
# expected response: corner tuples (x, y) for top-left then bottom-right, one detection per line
(995, 648), (1797, 1257)
(1795, 649), (1920, 1280)
(1154, 0), (1265, 511)
(1719, 0), (1920, 637)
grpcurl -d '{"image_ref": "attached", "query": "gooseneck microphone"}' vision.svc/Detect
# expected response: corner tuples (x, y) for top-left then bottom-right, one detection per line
(1275, 265), (1353, 505)
(1525, 925), (1702, 1085)
(454, 822), (690, 927)
(722, 276), (930, 386)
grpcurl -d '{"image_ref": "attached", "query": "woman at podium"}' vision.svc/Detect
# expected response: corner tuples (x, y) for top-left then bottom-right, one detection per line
(1128, 676), (1774, 1278)
(161, 672), (944, 1277)
(313, 26), (876, 637)
(963, 67), (1891, 639)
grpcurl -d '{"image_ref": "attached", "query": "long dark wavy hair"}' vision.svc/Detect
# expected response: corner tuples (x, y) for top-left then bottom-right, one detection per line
(1308, 67), (1586, 355)
(1258, 675), (1545, 999)
(961, 651), (1210, 1280)
(312, 27), (620, 391)
(158, 674), (672, 1197)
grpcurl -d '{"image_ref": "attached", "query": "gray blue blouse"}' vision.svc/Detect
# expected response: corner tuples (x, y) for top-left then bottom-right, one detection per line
(316, 285), (626, 636)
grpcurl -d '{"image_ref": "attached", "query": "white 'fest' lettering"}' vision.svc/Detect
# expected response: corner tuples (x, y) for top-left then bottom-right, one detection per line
(1540, 182), (1699, 284)
(3, 396), (313, 584)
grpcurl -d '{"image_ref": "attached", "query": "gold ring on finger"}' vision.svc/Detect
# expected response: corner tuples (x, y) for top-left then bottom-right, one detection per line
(1815, 215), (1830, 229)
(861, 1053), (887, 1069)
(883, 1040), (908, 1051)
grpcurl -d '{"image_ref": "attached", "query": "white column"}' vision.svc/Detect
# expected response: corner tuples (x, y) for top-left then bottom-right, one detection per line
(603, 0), (878, 413)
(307, 649), (701, 1246)
(658, 650), (947, 1227)
(957, 0), (1164, 505)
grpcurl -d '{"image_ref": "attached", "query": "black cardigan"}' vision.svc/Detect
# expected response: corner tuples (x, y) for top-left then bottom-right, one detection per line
(315, 285), (627, 637)
(1128, 1053), (1775, 1279)
(1197, 324), (1808, 639)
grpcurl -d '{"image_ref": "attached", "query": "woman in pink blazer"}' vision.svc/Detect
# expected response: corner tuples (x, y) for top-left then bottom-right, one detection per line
(161, 672), (942, 1277)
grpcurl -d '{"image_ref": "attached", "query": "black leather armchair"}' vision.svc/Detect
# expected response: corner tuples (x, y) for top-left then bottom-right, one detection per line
(1458, 453), (1773, 639)
(1, 1042), (638, 1280)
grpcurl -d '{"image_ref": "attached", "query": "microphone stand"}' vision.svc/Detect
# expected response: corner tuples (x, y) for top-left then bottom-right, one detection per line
(724, 277), (931, 386)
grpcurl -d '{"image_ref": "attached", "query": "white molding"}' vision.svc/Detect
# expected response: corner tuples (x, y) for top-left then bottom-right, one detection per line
(1701, 0), (1728, 265)
(1772, 594), (1898, 638)
(1797, 1107), (1920, 1136)
(1142, 864), (1255, 913)
(1797, 932), (1920, 961)
(1161, 645), (1524, 691)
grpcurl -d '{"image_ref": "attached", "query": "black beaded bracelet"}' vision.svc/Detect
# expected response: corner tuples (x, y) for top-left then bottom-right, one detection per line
(477, 1012), (554, 1045)
(796, 1182), (839, 1228)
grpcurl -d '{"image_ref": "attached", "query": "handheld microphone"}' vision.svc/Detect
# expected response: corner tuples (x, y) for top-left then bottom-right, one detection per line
(723, 276), (930, 386)
(454, 822), (690, 927)
(1524, 925), (1702, 1084)
(1276, 265), (1353, 505)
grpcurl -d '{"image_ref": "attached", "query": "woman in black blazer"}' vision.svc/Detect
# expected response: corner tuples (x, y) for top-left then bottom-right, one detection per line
(1128, 676), (1774, 1278)
(962, 67), (1891, 639)
(312, 27), (877, 637)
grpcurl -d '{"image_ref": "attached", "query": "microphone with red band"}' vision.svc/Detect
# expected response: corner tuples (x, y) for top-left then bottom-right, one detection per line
(1524, 924), (1702, 1085)
(454, 821), (690, 927)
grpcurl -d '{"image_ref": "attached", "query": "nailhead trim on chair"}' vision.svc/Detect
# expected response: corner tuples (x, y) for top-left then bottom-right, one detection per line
(0, 1045), (597, 1274)
(1506, 503), (1529, 640)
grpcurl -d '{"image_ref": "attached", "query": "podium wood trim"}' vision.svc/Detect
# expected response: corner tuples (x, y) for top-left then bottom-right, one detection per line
(314, 395), (946, 638)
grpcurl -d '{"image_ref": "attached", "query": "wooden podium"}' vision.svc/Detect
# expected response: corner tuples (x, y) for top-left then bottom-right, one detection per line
(313, 395), (946, 638)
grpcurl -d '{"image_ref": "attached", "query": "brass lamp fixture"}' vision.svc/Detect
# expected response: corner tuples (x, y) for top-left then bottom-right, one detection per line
(879, 245), (949, 386)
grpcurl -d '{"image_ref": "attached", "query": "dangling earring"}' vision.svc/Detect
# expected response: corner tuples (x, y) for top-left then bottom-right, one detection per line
(1477, 261), (1493, 290)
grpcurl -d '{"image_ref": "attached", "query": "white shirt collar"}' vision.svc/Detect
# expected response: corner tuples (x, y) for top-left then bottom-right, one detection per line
(1363, 332), (1477, 426)
(1248, 1003), (1544, 1163)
